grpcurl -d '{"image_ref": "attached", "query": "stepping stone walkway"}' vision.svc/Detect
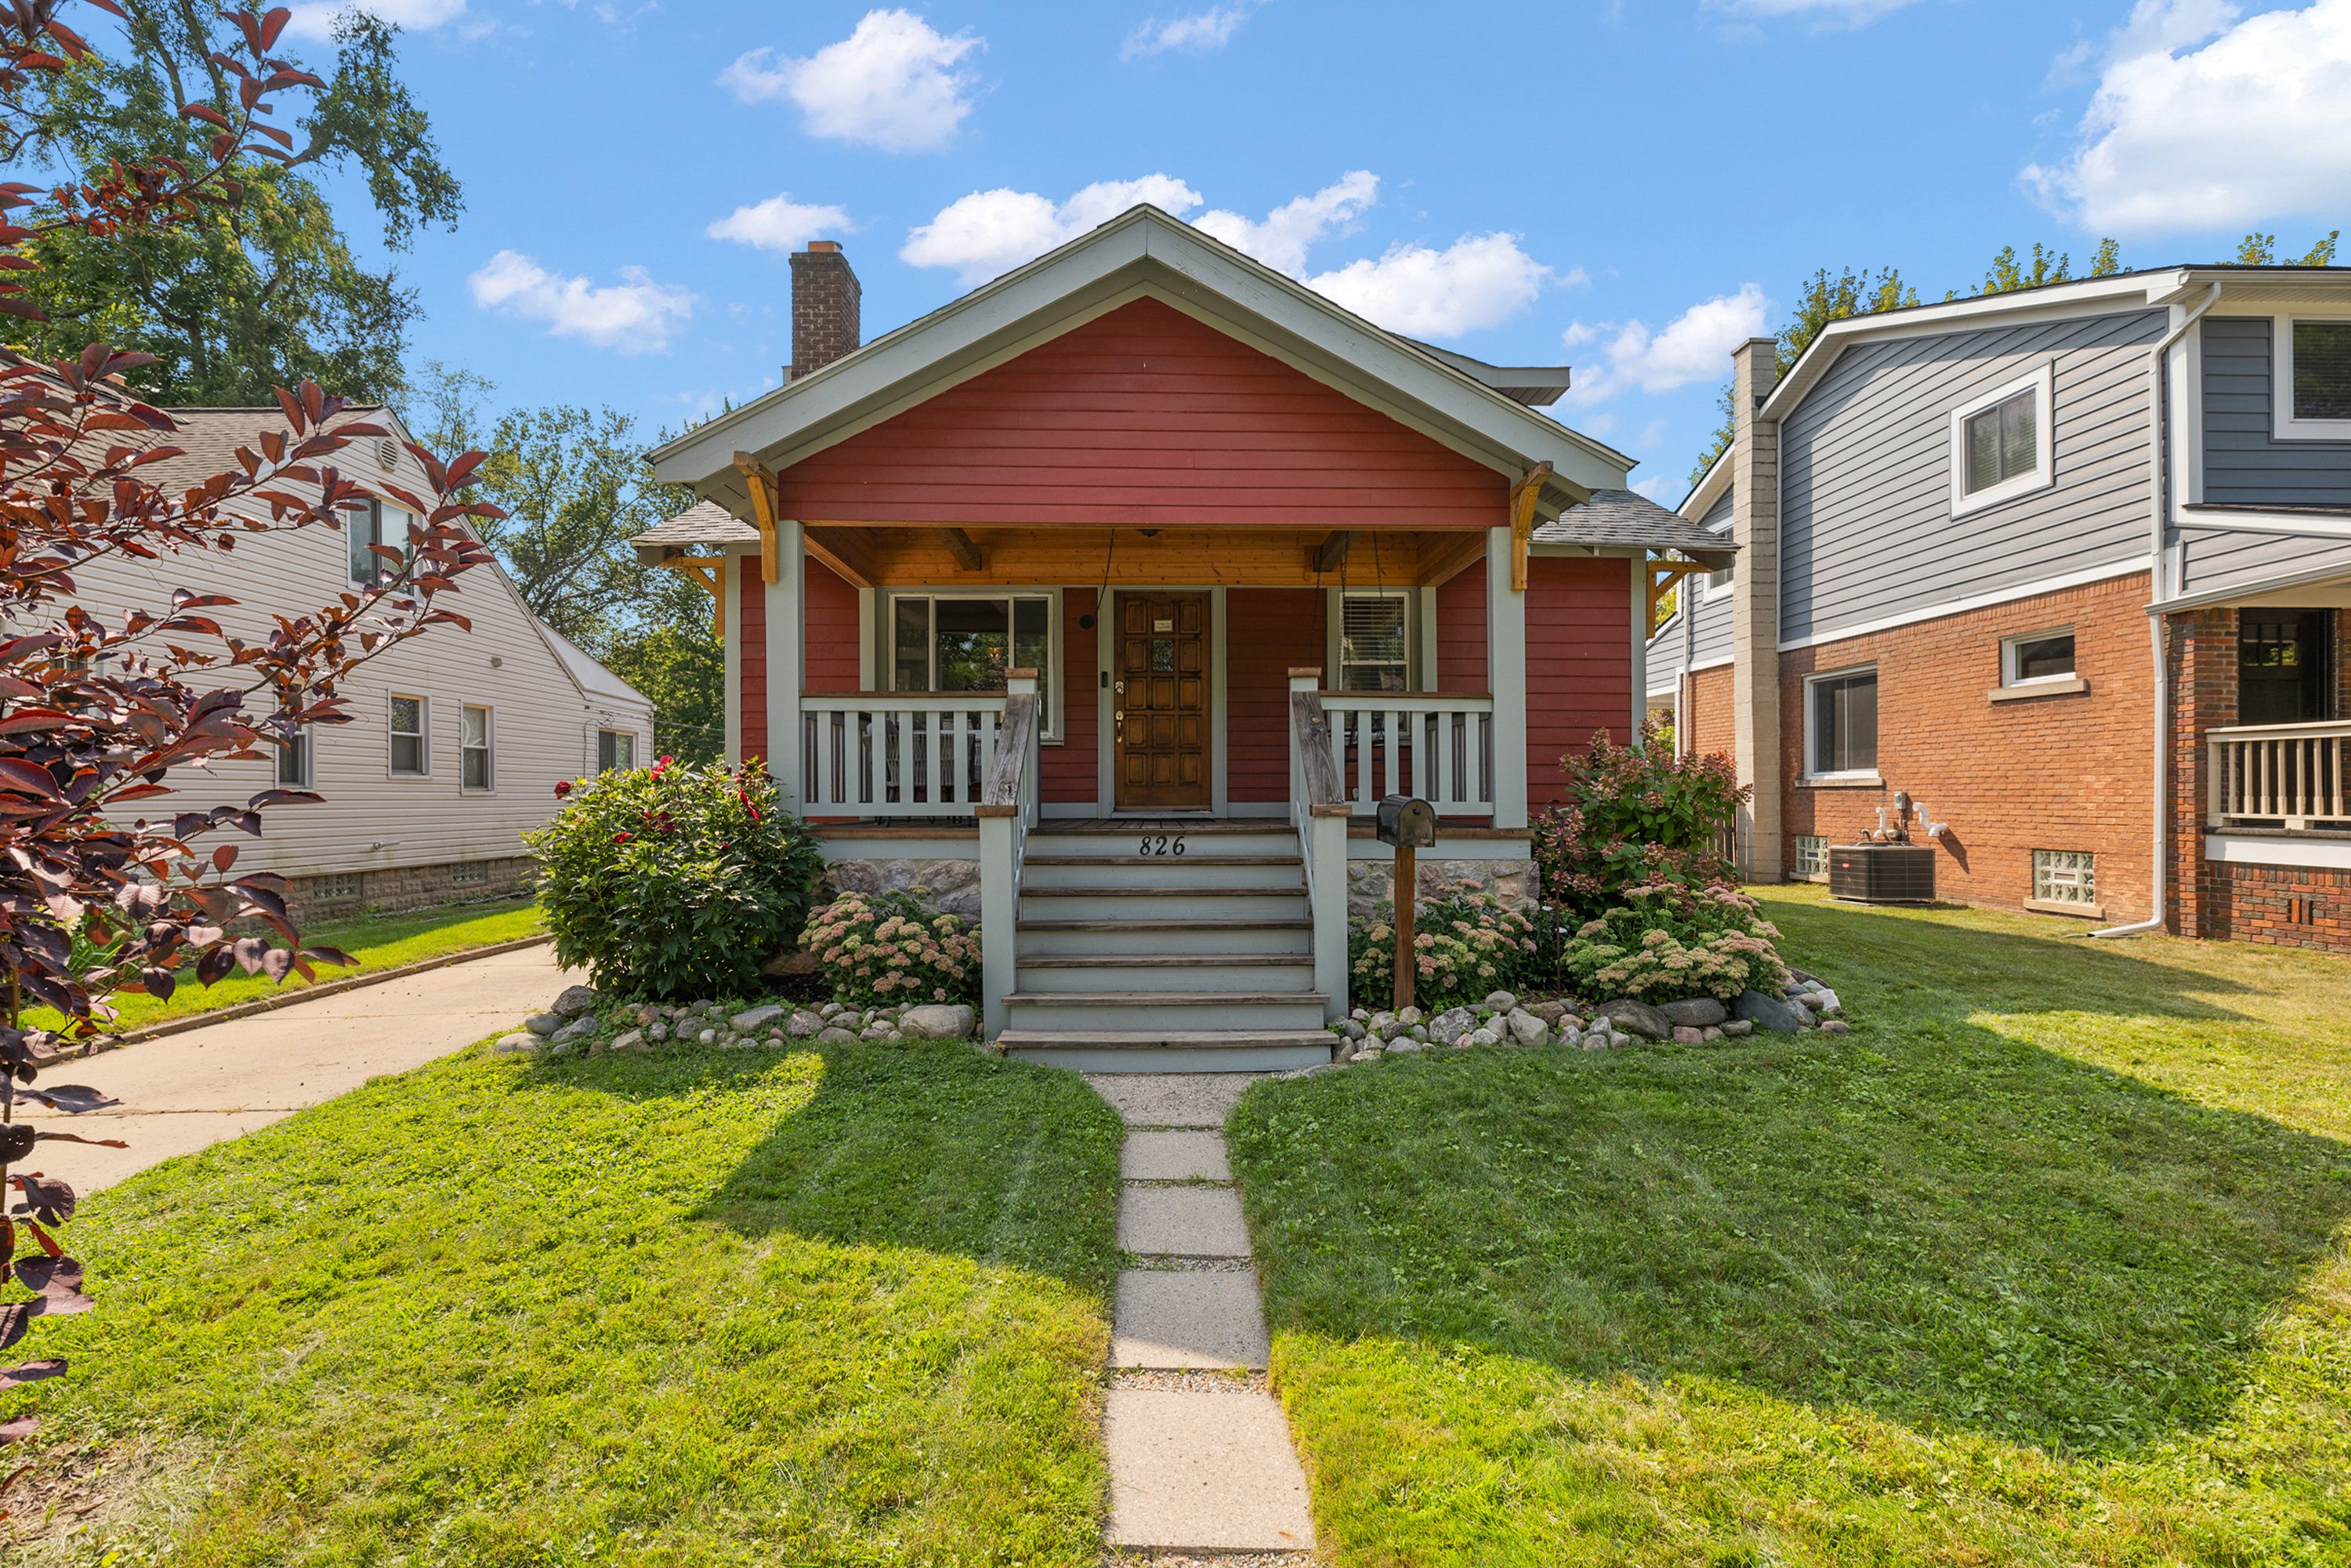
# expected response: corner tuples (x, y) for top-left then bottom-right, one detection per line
(1088, 1074), (1317, 1563)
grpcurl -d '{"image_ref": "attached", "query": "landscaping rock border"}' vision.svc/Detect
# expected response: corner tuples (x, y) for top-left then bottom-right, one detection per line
(1326, 973), (1848, 1064)
(487, 987), (984, 1059)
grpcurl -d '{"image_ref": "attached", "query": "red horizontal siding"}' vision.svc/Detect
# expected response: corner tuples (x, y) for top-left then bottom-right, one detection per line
(778, 299), (1507, 529)
(1436, 567), (1487, 690)
(1526, 555), (1632, 808)
(802, 557), (860, 691)
(1228, 588), (1323, 803)
(1042, 588), (1099, 805)
(738, 562), (767, 765)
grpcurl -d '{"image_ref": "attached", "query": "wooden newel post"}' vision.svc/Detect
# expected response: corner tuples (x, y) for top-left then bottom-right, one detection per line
(1374, 795), (1436, 1015)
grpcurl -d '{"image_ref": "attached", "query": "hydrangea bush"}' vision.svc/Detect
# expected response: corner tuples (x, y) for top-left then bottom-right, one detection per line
(524, 757), (825, 1001)
(1532, 718), (1747, 920)
(1556, 882), (1790, 1004)
(802, 889), (982, 1009)
(1349, 881), (1538, 1010)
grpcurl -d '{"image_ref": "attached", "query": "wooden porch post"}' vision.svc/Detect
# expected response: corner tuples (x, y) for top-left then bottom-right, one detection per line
(1486, 527), (1530, 830)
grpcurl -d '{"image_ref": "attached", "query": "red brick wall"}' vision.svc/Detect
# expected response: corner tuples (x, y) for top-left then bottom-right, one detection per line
(2197, 861), (2351, 951)
(738, 559), (766, 763)
(1227, 588), (1323, 803)
(1779, 571), (2156, 922)
(1526, 555), (1631, 809)
(802, 558), (860, 691)
(1686, 664), (1734, 762)
(1436, 566), (1487, 690)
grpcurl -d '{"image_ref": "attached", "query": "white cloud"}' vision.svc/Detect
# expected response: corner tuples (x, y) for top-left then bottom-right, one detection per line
(1305, 235), (1554, 339)
(1123, 4), (1254, 59)
(707, 194), (857, 253)
(1706, 0), (1922, 23)
(284, 0), (465, 39)
(1562, 283), (1770, 407)
(1561, 319), (1599, 347)
(1631, 473), (1678, 502)
(902, 176), (1204, 284)
(721, 9), (981, 154)
(467, 251), (696, 353)
(2025, 0), (2351, 234)
(1191, 171), (1377, 274)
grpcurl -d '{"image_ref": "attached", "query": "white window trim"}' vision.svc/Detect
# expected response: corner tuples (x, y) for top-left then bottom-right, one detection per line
(884, 588), (1064, 741)
(2000, 625), (2077, 688)
(1802, 663), (1880, 783)
(597, 728), (636, 772)
(1327, 586), (1416, 692)
(389, 693), (429, 778)
(274, 723), (315, 789)
(461, 703), (495, 794)
(2271, 310), (2351, 441)
(1701, 518), (1733, 600)
(1948, 362), (2056, 518)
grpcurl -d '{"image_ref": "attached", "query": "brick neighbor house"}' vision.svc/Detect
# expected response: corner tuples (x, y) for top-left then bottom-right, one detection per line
(1646, 266), (2351, 954)
(633, 208), (1729, 1063)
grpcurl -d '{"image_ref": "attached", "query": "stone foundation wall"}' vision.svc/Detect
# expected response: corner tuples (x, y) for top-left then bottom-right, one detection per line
(822, 857), (983, 920)
(1346, 857), (1532, 920)
(292, 855), (537, 922)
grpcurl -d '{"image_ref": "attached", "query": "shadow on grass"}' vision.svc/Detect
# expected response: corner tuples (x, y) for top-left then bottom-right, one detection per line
(1231, 914), (2351, 1459)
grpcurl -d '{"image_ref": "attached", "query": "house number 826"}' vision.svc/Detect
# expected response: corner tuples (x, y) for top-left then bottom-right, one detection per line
(1139, 835), (1186, 857)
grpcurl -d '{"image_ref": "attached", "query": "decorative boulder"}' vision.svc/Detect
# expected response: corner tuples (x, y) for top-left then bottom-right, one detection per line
(606, 1028), (647, 1054)
(1428, 1006), (1476, 1045)
(1483, 990), (1518, 1012)
(1388, 1039), (1425, 1054)
(786, 1010), (826, 1038)
(1719, 1019), (1755, 1038)
(759, 947), (820, 978)
(815, 1026), (858, 1044)
(1672, 1026), (1705, 1045)
(732, 1004), (786, 1033)
(1505, 1009), (1549, 1047)
(550, 985), (601, 1019)
(900, 1003), (978, 1041)
(1661, 998), (1729, 1029)
(523, 1012), (564, 1037)
(1596, 998), (1672, 1041)
(1528, 999), (1572, 1027)
(490, 1032), (537, 1056)
(1465, 1028), (1500, 1048)
(1734, 989), (1813, 1034)
(551, 1016), (599, 1047)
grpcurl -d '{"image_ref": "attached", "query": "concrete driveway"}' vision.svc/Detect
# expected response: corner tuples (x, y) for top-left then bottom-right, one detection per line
(20, 942), (585, 1196)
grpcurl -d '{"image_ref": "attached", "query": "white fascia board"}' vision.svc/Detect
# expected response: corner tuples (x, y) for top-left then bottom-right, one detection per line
(2155, 552), (2351, 613)
(2204, 833), (2351, 871)
(651, 206), (1632, 503)
(1682, 446), (1732, 520)
(2175, 509), (2351, 541)
(1759, 271), (2188, 425)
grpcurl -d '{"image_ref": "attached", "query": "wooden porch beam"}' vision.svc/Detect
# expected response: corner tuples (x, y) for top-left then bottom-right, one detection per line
(1505, 460), (1553, 594)
(732, 451), (783, 583)
(940, 526), (986, 572)
(1417, 529), (1486, 588)
(803, 524), (878, 588)
(1647, 557), (1704, 633)
(1311, 530), (1353, 574)
(655, 556), (726, 640)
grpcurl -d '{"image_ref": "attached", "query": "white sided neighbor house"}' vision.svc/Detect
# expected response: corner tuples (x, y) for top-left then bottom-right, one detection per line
(633, 210), (1730, 1068)
(69, 404), (653, 920)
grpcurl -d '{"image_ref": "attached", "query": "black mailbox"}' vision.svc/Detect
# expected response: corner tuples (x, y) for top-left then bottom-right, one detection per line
(1375, 795), (1437, 849)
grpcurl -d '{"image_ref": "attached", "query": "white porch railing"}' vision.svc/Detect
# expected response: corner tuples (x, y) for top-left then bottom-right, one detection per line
(1288, 672), (1351, 1020)
(977, 672), (1041, 1039)
(801, 693), (1006, 817)
(2207, 719), (2351, 830)
(1318, 692), (1496, 817)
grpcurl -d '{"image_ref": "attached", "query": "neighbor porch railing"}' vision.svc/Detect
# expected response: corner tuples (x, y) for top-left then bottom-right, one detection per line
(801, 693), (1007, 817)
(2206, 719), (2351, 830)
(976, 672), (1041, 1039)
(1288, 672), (1352, 1020)
(1318, 691), (1496, 817)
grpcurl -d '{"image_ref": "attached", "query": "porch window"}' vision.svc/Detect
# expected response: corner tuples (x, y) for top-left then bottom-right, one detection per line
(1339, 592), (1410, 693)
(1805, 666), (1878, 778)
(889, 593), (1056, 737)
(2239, 610), (2337, 726)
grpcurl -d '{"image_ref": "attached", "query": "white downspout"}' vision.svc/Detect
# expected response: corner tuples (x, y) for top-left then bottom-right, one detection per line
(2093, 281), (2221, 940)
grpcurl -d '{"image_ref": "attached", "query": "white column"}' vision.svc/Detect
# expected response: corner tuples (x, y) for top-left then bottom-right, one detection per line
(765, 520), (805, 811)
(1485, 527), (1528, 830)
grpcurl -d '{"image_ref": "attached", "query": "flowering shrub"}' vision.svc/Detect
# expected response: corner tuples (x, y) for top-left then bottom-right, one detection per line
(1556, 882), (1790, 1004)
(802, 889), (981, 1008)
(1532, 718), (1747, 920)
(1349, 881), (1538, 1009)
(524, 757), (825, 1001)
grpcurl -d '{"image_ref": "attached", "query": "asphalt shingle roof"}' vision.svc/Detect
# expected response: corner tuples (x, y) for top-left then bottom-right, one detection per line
(632, 499), (762, 552)
(1536, 488), (1737, 562)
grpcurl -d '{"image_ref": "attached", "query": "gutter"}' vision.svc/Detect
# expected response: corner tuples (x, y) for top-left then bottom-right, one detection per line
(2092, 281), (2223, 940)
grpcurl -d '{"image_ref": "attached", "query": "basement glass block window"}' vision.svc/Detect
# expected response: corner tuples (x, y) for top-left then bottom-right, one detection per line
(310, 872), (363, 901)
(2292, 320), (2351, 421)
(450, 860), (487, 885)
(1339, 592), (1410, 692)
(597, 729), (635, 772)
(891, 594), (1055, 736)
(1806, 668), (1878, 777)
(389, 695), (427, 776)
(1794, 835), (1828, 878)
(1963, 387), (2038, 495)
(2032, 849), (2097, 907)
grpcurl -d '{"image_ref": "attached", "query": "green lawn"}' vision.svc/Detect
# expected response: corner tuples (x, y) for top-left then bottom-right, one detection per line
(16, 1040), (1125, 1566)
(1229, 887), (2351, 1566)
(33, 899), (546, 1037)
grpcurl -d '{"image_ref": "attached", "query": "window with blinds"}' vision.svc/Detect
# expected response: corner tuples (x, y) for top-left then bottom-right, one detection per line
(2291, 320), (2351, 422)
(1962, 387), (2037, 495)
(1339, 592), (1409, 692)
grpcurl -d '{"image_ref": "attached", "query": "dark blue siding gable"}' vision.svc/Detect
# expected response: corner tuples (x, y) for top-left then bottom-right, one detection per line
(2200, 315), (2351, 505)
(1780, 308), (2164, 646)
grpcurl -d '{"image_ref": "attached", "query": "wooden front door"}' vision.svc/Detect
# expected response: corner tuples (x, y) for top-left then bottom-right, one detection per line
(1115, 591), (1212, 810)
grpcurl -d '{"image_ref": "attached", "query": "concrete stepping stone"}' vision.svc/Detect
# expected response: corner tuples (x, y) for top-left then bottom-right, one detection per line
(1085, 1073), (1258, 1129)
(1113, 1269), (1270, 1369)
(1121, 1129), (1232, 1182)
(1103, 1386), (1316, 1551)
(1119, 1186), (1252, 1257)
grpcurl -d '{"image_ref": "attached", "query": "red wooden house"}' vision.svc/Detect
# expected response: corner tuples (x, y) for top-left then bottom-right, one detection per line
(638, 205), (1728, 1066)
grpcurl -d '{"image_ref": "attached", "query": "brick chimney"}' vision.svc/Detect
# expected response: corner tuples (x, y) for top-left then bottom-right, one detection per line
(788, 241), (860, 381)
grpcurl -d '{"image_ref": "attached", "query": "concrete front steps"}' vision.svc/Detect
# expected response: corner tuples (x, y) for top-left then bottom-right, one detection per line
(1000, 821), (1335, 1074)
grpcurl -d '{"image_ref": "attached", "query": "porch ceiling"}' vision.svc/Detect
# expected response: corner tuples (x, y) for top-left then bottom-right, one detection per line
(800, 523), (1490, 589)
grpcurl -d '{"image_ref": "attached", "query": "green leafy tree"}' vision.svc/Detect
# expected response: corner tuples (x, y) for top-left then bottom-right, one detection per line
(1980, 241), (2076, 295)
(602, 623), (727, 766)
(13, 8), (460, 403)
(2233, 230), (2340, 266)
(1690, 266), (1918, 483)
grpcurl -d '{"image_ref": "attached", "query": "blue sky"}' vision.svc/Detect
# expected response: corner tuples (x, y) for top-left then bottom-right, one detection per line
(299, 0), (2351, 499)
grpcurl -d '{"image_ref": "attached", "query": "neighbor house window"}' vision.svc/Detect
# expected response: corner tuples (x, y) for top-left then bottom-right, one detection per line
(1338, 592), (1411, 693)
(889, 593), (1056, 737)
(1793, 835), (1828, 879)
(1806, 667), (1878, 777)
(2032, 849), (2097, 909)
(2277, 316), (2351, 437)
(389, 695), (427, 776)
(346, 498), (416, 585)
(1950, 364), (2056, 514)
(276, 724), (313, 788)
(597, 729), (636, 772)
(1703, 564), (1733, 599)
(2002, 628), (2077, 686)
(461, 704), (494, 790)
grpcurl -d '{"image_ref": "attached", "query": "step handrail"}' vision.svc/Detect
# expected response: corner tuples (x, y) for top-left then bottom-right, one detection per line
(1288, 670), (1351, 1020)
(977, 672), (1041, 1038)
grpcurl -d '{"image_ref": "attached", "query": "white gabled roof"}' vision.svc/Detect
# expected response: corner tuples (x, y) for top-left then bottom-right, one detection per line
(651, 204), (1633, 520)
